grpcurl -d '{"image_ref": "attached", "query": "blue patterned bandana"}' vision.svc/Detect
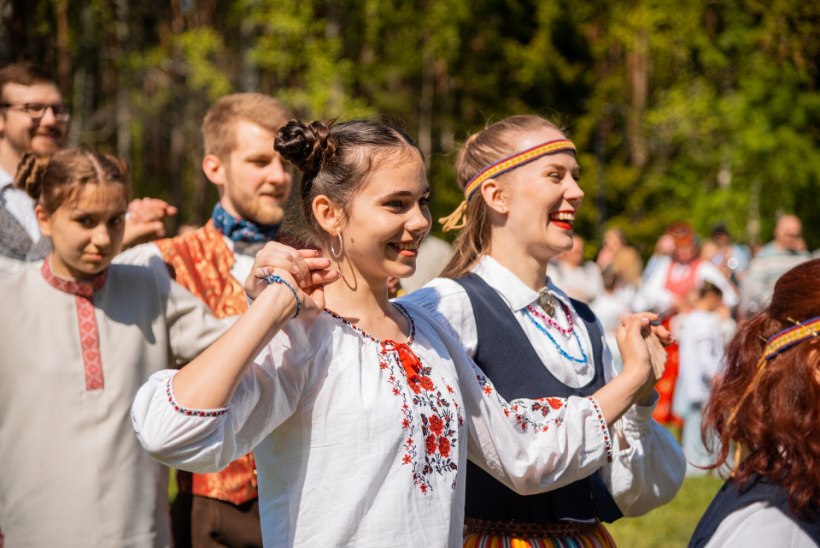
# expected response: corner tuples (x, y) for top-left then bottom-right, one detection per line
(211, 203), (281, 242)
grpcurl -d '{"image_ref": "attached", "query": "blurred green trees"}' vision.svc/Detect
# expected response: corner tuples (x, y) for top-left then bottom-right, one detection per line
(3, 0), (817, 254)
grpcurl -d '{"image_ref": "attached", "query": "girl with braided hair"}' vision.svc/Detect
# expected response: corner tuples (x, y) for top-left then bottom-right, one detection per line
(132, 118), (666, 546)
(690, 258), (820, 547)
(0, 149), (228, 547)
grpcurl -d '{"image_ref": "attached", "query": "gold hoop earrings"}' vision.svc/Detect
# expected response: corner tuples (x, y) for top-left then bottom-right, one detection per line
(330, 231), (344, 260)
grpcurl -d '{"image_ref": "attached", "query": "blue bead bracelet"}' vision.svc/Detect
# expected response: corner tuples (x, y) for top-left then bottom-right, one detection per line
(263, 273), (302, 318)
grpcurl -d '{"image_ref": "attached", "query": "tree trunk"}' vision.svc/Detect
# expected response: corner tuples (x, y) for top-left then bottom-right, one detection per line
(114, 0), (131, 162)
(626, 27), (648, 168)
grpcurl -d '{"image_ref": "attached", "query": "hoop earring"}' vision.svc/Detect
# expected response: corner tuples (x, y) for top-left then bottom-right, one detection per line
(330, 231), (344, 260)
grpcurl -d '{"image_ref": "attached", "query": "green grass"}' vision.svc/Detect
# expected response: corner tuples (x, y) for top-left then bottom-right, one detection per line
(608, 475), (723, 547)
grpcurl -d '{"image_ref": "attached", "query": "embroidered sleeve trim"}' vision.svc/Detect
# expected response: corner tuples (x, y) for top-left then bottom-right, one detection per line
(475, 372), (568, 433)
(165, 376), (229, 417)
(587, 396), (613, 463)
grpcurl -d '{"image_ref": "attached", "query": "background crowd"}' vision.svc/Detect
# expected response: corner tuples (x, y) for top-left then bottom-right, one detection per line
(1, 1), (818, 546)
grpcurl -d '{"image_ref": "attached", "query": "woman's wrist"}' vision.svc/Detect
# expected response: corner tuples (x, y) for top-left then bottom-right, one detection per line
(253, 272), (301, 320)
(262, 272), (302, 318)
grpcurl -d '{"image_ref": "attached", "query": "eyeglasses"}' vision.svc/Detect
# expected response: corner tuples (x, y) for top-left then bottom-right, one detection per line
(0, 102), (71, 122)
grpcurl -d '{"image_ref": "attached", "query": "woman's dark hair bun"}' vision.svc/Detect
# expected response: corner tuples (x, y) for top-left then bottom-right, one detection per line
(274, 119), (335, 174)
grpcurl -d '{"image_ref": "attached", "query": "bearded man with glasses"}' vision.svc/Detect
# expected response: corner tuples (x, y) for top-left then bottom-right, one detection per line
(0, 62), (177, 265)
(0, 62), (67, 262)
(0, 102), (72, 123)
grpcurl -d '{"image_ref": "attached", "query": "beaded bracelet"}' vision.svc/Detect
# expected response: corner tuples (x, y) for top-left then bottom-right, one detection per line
(263, 273), (302, 318)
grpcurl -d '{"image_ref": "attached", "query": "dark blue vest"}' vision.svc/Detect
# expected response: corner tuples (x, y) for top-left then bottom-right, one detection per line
(456, 273), (623, 523)
(689, 477), (820, 547)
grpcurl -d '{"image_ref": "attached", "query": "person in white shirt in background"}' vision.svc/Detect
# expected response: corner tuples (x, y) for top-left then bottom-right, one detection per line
(131, 117), (667, 547)
(592, 269), (634, 373)
(596, 226), (644, 308)
(549, 233), (604, 304)
(672, 281), (735, 477)
(632, 222), (737, 428)
(739, 214), (810, 319)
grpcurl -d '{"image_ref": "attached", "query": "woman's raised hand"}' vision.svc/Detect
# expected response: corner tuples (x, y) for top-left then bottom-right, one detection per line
(616, 313), (666, 403)
(245, 242), (340, 315)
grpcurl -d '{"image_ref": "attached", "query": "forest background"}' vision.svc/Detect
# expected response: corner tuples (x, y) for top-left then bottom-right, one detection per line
(2, 0), (818, 256)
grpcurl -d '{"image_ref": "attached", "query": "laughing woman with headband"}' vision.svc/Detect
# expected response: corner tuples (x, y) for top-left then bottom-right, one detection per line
(407, 114), (686, 546)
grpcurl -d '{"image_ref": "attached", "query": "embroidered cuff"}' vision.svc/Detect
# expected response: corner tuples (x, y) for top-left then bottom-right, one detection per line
(587, 396), (613, 463)
(165, 376), (228, 417)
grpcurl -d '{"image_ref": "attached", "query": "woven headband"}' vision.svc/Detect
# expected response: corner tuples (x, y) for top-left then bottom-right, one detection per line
(462, 139), (576, 201)
(440, 138), (576, 232)
(762, 316), (820, 360)
(726, 315), (819, 472)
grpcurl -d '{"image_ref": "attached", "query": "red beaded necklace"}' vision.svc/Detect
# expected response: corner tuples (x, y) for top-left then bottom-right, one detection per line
(525, 300), (574, 337)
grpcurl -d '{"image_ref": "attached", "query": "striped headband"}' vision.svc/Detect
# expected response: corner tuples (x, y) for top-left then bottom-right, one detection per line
(462, 139), (576, 201)
(725, 315), (820, 472)
(762, 316), (820, 360)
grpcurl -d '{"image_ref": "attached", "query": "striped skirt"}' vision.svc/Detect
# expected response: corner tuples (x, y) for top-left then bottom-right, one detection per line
(463, 517), (617, 548)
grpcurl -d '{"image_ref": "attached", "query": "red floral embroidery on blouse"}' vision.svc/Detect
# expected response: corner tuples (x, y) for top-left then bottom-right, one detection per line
(428, 414), (444, 434)
(380, 340), (461, 494)
(438, 436), (451, 458)
(474, 372), (567, 433)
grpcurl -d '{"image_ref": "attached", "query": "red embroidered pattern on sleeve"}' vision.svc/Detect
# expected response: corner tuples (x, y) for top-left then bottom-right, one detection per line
(587, 396), (613, 463)
(165, 376), (228, 417)
(474, 372), (567, 433)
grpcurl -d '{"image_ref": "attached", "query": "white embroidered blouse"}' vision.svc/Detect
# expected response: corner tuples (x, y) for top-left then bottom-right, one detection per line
(401, 256), (686, 517)
(132, 301), (613, 547)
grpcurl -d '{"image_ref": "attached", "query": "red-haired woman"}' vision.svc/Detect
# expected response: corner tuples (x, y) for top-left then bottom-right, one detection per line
(689, 258), (820, 547)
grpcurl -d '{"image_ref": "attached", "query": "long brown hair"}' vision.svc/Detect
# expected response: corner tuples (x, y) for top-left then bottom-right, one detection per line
(440, 114), (564, 279)
(702, 258), (820, 519)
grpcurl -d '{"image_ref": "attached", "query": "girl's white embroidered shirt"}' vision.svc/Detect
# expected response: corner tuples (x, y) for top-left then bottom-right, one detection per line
(132, 301), (612, 547)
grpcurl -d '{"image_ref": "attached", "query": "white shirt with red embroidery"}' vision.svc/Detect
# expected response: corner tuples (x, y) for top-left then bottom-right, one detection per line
(403, 256), (686, 517)
(132, 301), (613, 547)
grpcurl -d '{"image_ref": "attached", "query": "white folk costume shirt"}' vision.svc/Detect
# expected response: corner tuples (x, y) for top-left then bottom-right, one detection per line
(404, 256), (686, 517)
(0, 261), (232, 548)
(673, 310), (726, 410)
(132, 301), (615, 547)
